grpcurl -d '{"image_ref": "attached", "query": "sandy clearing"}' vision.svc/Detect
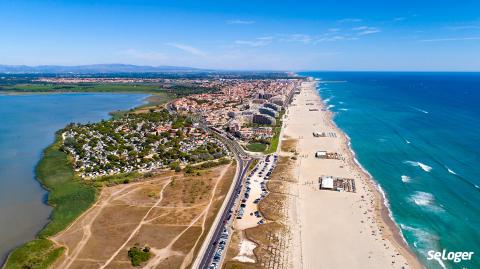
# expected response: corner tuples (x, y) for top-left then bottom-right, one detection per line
(50, 164), (236, 269)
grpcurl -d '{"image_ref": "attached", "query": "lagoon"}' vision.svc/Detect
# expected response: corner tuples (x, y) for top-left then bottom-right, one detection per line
(0, 93), (147, 263)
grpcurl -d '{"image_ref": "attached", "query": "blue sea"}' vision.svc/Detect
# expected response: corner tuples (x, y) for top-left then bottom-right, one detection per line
(300, 72), (480, 269)
(0, 93), (147, 263)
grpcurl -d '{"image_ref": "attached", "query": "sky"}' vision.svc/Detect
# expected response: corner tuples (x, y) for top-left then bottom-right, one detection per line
(0, 0), (479, 71)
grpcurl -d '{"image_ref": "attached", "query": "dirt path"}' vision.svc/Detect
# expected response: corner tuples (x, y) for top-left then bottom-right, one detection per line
(99, 178), (172, 269)
(143, 165), (231, 269)
(49, 165), (235, 269)
(179, 165), (230, 269)
(53, 183), (138, 269)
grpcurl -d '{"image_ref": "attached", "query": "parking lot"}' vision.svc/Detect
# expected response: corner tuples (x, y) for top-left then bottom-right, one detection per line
(207, 155), (278, 269)
(235, 154), (278, 230)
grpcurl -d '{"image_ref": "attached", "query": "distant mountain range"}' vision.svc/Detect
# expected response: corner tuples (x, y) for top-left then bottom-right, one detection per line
(0, 64), (203, 73)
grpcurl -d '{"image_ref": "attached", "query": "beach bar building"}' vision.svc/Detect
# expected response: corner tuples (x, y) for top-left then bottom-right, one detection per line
(315, 150), (327, 158)
(320, 176), (334, 190)
(313, 131), (326, 137)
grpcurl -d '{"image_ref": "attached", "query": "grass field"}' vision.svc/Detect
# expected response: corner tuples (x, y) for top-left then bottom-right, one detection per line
(264, 111), (284, 154)
(264, 126), (281, 154)
(2, 239), (64, 269)
(246, 142), (268, 152)
(3, 135), (97, 269)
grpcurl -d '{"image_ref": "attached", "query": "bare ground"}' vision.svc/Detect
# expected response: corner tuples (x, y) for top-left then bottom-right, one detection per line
(224, 149), (298, 269)
(50, 164), (236, 269)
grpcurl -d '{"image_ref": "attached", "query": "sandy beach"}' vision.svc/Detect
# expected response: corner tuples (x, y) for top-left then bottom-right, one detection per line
(283, 80), (423, 269)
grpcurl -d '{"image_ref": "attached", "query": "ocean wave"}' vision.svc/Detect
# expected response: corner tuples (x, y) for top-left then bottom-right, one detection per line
(401, 175), (411, 183)
(404, 160), (432, 172)
(338, 101), (345, 104)
(409, 191), (444, 212)
(405, 139), (411, 144)
(338, 108), (349, 111)
(323, 97), (333, 103)
(342, 125), (408, 255)
(327, 104), (335, 109)
(411, 106), (429, 114)
(399, 224), (446, 269)
(445, 166), (457, 175)
(410, 191), (435, 206)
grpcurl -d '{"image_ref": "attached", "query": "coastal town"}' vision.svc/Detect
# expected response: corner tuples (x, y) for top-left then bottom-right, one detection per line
(171, 79), (299, 151)
(57, 78), (300, 180)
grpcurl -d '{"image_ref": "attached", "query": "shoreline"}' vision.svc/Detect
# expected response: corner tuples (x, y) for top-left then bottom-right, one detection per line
(284, 80), (423, 269)
(1, 93), (155, 269)
(328, 108), (423, 269)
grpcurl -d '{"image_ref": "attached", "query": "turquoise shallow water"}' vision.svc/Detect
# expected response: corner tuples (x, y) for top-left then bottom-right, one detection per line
(300, 72), (480, 269)
(0, 93), (147, 263)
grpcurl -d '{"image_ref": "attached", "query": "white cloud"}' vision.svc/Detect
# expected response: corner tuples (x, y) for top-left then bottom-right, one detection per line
(357, 29), (381, 35)
(352, 26), (369, 31)
(234, 37), (273, 47)
(226, 19), (255, 25)
(352, 26), (381, 35)
(314, 35), (358, 43)
(279, 34), (312, 44)
(420, 36), (480, 42)
(166, 43), (206, 56)
(328, 28), (340, 32)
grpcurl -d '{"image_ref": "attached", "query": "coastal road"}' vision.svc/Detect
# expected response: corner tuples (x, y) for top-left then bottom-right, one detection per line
(195, 155), (252, 269)
(166, 97), (252, 269)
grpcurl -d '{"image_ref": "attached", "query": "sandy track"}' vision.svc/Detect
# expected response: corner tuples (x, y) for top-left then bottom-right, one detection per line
(50, 164), (235, 269)
(99, 178), (172, 269)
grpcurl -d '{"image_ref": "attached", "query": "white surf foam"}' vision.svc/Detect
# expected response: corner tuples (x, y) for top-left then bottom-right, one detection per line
(405, 139), (411, 144)
(345, 133), (408, 246)
(409, 191), (444, 212)
(399, 224), (446, 269)
(412, 106), (429, 114)
(401, 175), (411, 183)
(404, 160), (432, 172)
(418, 162), (433, 172)
(333, 111), (409, 253)
(327, 104), (335, 109)
(338, 108), (349, 111)
(410, 191), (435, 206)
(323, 97), (332, 103)
(445, 166), (457, 175)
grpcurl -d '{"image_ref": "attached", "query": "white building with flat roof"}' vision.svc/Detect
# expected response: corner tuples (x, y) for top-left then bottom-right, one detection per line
(320, 176), (334, 190)
(315, 151), (327, 158)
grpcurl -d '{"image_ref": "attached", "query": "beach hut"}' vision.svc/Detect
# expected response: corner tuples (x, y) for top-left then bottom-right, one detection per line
(320, 176), (334, 190)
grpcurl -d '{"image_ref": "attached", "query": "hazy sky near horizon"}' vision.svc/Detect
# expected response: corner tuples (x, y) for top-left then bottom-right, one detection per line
(1, 0), (479, 71)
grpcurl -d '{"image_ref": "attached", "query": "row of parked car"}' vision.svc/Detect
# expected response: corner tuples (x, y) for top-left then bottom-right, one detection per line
(209, 155), (278, 269)
(237, 154), (278, 221)
(209, 227), (229, 269)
